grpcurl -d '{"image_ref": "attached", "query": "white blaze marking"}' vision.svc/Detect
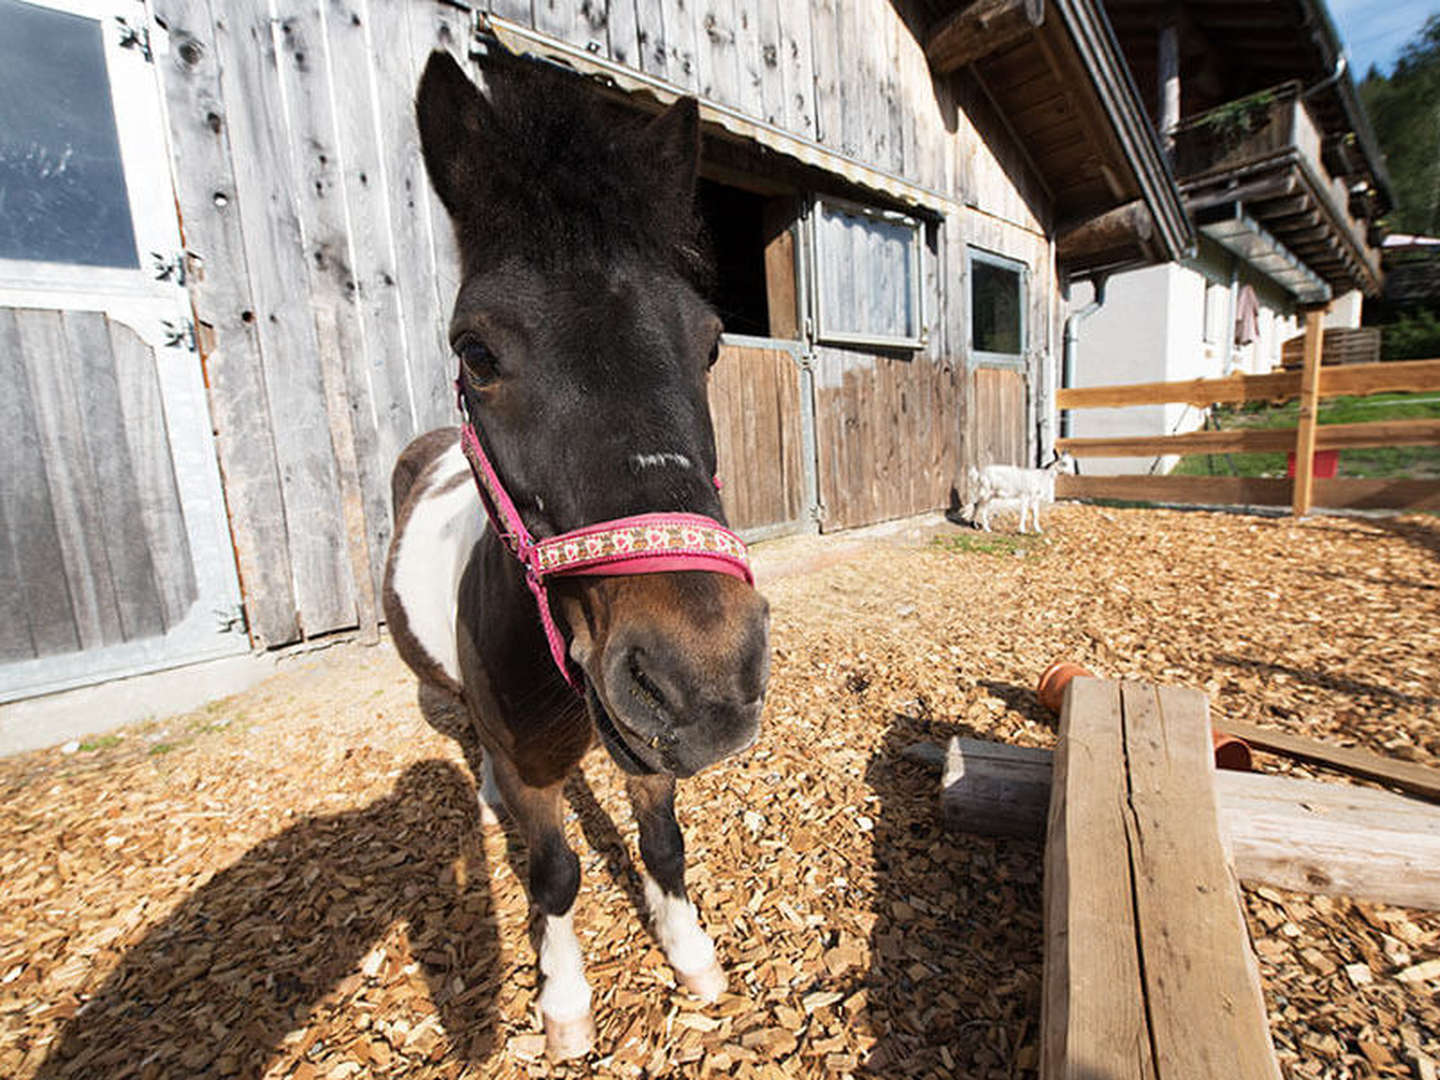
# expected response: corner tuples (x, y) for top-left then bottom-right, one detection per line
(537, 912), (592, 1021)
(630, 451), (692, 471)
(643, 874), (716, 976)
(388, 441), (484, 685)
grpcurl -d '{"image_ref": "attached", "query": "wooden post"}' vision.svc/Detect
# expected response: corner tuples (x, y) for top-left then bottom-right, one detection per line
(1292, 307), (1326, 516)
(1042, 679), (1282, 1080)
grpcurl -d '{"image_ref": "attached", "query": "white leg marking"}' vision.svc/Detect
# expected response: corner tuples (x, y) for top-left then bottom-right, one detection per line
(643, 874), (716, 975)
(537, 913), (592, 1022)
(478, 754), (504, 827)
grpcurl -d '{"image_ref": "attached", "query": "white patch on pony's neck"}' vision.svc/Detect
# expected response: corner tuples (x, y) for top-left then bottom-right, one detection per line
(630, 451), (692, 472)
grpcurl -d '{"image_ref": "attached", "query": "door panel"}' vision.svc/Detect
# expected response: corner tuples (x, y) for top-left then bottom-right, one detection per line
(0, 0), (244, 701)
(709, 338), (815, 541)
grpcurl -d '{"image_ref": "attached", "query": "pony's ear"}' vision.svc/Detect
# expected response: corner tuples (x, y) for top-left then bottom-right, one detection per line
(644, 97), (701, 199)
(415, 50), (497, 218)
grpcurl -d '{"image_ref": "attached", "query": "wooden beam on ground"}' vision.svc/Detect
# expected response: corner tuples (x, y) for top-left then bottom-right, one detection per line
(923, 737), (1440, 910)
(1055, 358), (1440, 411)
(1043, 679), (1282, 1080)
(1219, 721), (1440, 803)
(925, 0), (1044, 72)
(1056, 473), (1440, 511)
(1292, 309), (1325, 516)
(1056, 199), (1155, 265)
(1057, 417), (1440, 458)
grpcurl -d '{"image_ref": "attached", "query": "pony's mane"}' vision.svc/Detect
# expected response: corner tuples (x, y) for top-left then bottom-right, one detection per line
(454, 51), (708, 283)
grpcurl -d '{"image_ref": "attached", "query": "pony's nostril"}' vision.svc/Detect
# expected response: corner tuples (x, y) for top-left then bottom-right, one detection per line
(626, 650), (677, 731)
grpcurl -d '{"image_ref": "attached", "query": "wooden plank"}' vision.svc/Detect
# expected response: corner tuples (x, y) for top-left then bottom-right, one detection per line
(400, 1), (470, 434)
(489, 0), (535, 27)
(1042, 677), (1155, 1080)
(0, 309), (71, 659)
(535, 0), (607, 53)
(1292, 308), (1325, 515)
(809, 0), (841, 149)
(658, 0), (700, 89)
(14, 309), (125, 650)
(775, 0), (815, 138)
(927, 0), (1045, 73)
(211, 1), (357, 637)
(1057, 417), (1440, 458)
(1058, 359), (1440, 411)
(151, 0), (299, 646)
(634, 0), (670, 79)
(932, 737), (1440, 910)
(1119, 681), (1282, 1080)
(750, 0), (784, 126)
(607, 0), (641, 67)
(1219, 720), (1440, 803)
(762, 199), (798, 339)
(67, 311), (165, 643)
(108, 319), (197, 631)
(1059, 473), (1440, 511)
(1058, 473), (1293, 506)
(0, 491), (36, 661)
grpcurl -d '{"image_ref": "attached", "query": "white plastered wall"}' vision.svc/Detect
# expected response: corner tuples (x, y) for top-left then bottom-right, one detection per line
(1064, 239), (1300, 476)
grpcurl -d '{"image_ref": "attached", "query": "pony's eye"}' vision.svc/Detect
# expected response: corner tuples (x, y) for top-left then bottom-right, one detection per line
(456, 337), (500, 385)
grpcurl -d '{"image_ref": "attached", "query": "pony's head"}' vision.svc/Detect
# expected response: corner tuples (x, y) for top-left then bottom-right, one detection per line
(416, 49), (768, 777)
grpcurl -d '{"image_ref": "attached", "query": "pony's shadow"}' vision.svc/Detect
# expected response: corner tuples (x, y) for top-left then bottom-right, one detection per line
(416, 684), (648, 927)
(857, 713), (1046, 1077)
(37, 759), (501, 1079)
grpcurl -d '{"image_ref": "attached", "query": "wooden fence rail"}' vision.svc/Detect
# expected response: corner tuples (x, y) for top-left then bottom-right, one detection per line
(1057, 307), (1440, 513)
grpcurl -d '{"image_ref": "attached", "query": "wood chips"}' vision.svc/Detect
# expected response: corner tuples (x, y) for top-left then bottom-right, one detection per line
(1, 505), (1437, 1079)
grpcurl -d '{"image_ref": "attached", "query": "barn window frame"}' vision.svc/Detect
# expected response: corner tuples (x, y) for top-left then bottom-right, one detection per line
(806, 195), (926, 352)
(967, 246), (1029, 371)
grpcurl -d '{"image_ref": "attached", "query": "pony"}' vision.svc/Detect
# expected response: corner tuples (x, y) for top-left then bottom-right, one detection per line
(382, 47), (771, 1060)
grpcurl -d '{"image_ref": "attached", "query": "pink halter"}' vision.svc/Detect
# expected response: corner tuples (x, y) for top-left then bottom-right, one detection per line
(456, 404), (753, 691)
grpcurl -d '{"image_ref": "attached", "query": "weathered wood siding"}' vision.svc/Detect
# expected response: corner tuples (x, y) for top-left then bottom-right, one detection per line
(971, 367), (1030, 471)
(0, 308), (196, 661)
(710, 343), (810, 537)
(152, 0), (1057, 645)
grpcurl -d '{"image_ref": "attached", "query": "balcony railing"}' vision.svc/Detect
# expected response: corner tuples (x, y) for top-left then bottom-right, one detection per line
(1170, 84), (1380, 294)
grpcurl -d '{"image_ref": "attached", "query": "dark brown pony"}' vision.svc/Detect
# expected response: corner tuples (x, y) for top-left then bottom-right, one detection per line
(383, 47), (770, 1059)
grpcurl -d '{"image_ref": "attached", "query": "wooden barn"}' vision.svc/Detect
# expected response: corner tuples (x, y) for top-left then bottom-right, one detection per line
(0, 0), (1189, 701)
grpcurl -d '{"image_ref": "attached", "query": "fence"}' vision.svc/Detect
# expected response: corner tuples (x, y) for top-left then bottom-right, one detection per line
(1055, 311), (1440, 514)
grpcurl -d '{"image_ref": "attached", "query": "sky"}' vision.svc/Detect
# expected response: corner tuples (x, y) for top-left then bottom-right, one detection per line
(1328, 0), (1437, 76)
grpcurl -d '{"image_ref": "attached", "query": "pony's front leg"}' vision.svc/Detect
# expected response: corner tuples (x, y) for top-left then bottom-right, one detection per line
(627, 774), (726, 1001)
(492, 757), (594, 1059)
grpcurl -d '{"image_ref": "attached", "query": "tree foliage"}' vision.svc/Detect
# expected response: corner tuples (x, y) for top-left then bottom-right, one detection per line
(1361, 16), (1440, 235)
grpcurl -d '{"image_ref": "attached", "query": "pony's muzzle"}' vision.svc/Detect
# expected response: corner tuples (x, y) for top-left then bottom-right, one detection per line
(575, 573), (769, 777)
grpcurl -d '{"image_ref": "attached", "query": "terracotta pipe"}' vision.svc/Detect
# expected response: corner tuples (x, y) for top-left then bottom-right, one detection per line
(1035, 660), (1251, 772)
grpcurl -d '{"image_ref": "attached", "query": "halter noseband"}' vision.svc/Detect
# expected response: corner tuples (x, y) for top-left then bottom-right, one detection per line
(456, 389), (753, 691)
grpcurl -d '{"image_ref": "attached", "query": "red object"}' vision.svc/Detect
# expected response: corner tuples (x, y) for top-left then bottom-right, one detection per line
(1211, 730), (1253, 772)
(1036, 661), (1097, 714)
(1286, 450), (1339, 479)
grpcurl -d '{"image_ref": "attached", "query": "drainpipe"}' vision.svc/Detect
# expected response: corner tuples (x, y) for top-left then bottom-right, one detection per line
(1061, 274), (1108, 440)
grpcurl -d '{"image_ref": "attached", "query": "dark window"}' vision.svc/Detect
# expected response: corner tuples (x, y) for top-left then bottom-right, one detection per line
(0, 0), (139, 268)
(971, 251), (1025, 358)
(696, 179), (770, 337)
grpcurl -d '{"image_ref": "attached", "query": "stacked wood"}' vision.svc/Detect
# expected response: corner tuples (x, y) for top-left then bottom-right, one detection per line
(1043, 678), (1282, 1079)
(1280, 326), (1381, 369)
(924, 737), (1440, 910)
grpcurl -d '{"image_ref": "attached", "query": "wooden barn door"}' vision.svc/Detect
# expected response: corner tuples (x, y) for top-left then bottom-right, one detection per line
(970, 366), (1030, 469)
(0, 0), (245, 701)
(708, 335), (818, 542)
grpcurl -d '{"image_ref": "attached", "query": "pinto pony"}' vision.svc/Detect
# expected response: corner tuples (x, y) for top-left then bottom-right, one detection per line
(382, 49), (771, 1059)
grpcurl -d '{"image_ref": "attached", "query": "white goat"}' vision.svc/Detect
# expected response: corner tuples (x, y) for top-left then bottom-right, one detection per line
(967, 453), (1074, 534)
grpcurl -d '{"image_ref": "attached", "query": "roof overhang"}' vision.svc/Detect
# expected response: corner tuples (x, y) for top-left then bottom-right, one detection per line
(1199, 204), (1331, 305)
(925, 0), (1193, 278)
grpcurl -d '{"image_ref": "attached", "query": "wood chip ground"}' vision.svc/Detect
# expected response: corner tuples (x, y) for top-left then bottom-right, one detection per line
(2, 505), (1437, 1079)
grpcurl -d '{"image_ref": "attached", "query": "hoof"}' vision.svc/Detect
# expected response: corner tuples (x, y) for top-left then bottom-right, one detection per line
(676, 960), (727, 1003)
(544, 1011), (596, 1061)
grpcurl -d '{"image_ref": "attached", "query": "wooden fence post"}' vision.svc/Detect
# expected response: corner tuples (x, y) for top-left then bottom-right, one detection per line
(1292, 308), (1326, 516)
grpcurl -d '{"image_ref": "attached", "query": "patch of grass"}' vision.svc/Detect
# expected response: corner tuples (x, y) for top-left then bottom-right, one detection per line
(931, 532), (1047, 557)
(1172, 392), (1440, 479)
(148, 742), (176, 756)
(78, 734), (122, 752)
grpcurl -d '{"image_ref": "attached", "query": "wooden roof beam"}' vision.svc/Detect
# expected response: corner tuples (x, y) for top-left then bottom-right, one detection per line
(1057, 198), (1155, 265)
(926, 0), (1046, 73)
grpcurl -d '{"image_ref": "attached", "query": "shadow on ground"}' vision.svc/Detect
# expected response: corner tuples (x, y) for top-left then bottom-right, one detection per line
(857, 711), (1046, 1078)
(36, 759), (501, 1079)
